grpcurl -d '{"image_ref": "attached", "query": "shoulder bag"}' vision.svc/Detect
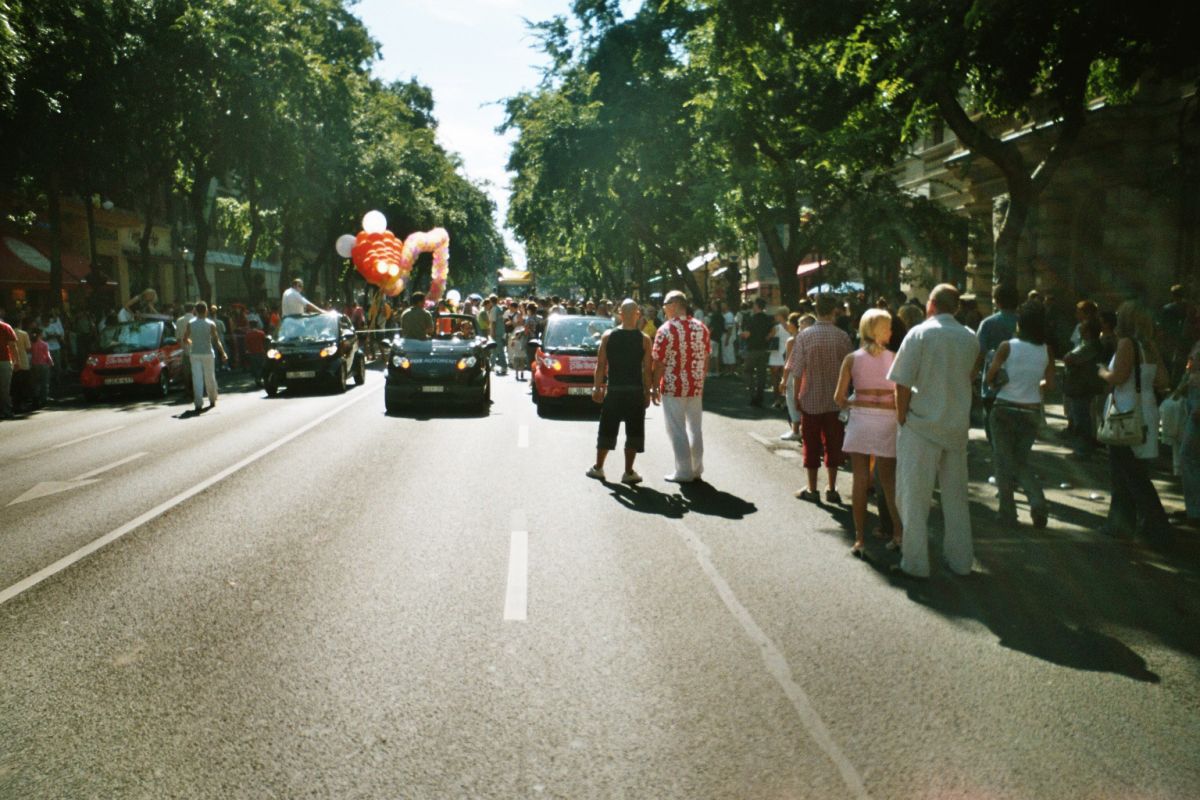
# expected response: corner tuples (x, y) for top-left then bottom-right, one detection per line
(1097, 341), (1146, 447)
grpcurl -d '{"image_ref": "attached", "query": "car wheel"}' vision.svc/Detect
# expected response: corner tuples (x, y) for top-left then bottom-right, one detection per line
(477, 376), (491, 414)
(83, 389), (99, 403)
(264, 373), (279, 397)
(335, 362), (348, 393)
(354, 355), (366, 386)
(385, 389), (403, 415)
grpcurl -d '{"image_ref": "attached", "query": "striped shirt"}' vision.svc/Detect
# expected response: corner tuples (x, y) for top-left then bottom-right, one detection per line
(653, 316), (711, 397)
(784, 320), (853, 415)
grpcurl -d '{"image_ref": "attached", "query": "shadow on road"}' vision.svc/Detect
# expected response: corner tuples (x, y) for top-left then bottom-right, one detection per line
(604, 480), (757, 521)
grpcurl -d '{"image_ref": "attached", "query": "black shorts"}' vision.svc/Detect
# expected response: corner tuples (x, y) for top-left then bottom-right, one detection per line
(597, 387), (646, 452)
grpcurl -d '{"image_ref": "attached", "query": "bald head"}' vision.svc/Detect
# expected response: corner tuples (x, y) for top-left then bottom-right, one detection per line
(619, 298), (640, 328)
(929, 283), (960, 315)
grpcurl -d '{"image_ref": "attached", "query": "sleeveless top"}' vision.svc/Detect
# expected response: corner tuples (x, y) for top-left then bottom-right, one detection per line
(1110, 339), (1159, 459)
(849, 348), (895, 413)
(187, 317), (216, 356)
(996, 338), (1049, 405)
(606, 328), (645, 389)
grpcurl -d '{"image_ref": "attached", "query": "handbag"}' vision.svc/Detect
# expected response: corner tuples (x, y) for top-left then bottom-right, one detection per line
(1097, 342), (1146, 447)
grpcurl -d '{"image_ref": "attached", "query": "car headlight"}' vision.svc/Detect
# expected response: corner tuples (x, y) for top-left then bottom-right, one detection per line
(392, 355), (410, 369)
(139, 352), (159, 365)
(266, 349), (282, 360)
(318, 344), (338, 358)
(86, 356), (100, 367)
(541, 356), (562, 371)
(456, 356), (477, 370)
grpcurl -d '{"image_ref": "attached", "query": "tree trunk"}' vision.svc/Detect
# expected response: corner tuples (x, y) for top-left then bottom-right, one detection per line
(756, 219), (801, 307)
(992, 195), (1028, 290)
(84, 194), (99, 268)
(139, 199), (155, 293)
(240, 183), (263, 300)
(279, 218), (295, 297)
(189, 164), (214, 303)
(47, 170), (64, 308)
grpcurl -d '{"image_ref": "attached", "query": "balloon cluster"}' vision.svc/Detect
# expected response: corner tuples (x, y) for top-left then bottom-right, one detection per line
(335, 211), (451, 301)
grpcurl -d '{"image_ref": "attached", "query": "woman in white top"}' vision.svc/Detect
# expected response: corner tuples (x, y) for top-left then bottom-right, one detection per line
(768, 306), (790, 408)
(1098, 300), (1172, 544)
(986, 301), (1056, 528)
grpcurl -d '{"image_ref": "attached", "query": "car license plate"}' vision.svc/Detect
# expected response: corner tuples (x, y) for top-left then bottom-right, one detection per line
(104, 377), (134, 385)
(421, 385), (445, 393)
(568, 386), (592, 396)
(286, 371), (316, 379)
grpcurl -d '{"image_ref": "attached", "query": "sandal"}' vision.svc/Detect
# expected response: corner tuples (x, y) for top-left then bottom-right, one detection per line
(851, 543), (865, 559)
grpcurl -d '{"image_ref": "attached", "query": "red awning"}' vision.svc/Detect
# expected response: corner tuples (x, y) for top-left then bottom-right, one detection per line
(796, 261), (824, 277)
(0, 236), (97, 286)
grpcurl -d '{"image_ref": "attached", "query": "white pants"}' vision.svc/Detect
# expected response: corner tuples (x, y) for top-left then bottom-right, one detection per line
(662, 395), (704, 480)
(785, 374), (800, 424)
(897, 425), (973, 577)
(191, 353), (218, 409)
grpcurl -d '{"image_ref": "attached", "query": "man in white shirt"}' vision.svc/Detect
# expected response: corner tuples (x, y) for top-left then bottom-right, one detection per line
(42, 309), (65, 398)
(887, 283), (981, 578)
(282, 278), (321, 316)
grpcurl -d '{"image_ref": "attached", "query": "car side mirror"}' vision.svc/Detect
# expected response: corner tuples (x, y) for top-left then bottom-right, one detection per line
(162, 337), (178, 346)
(528, 338), (542, 350)
(485, 341), (497, 351)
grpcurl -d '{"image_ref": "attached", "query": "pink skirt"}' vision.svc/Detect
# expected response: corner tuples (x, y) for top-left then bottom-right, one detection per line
(841, 407), (897, 458)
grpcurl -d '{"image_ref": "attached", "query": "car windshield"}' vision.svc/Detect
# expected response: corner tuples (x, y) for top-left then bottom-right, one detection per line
(543, 315), (614, 353)
(276, 314), (338, 342)
(98, 320), (163, 353)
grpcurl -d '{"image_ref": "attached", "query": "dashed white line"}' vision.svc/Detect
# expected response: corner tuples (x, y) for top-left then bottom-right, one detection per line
(503, 530), (528, 622)
(0, 384), (381, 607)
(22, 425), (126, 458)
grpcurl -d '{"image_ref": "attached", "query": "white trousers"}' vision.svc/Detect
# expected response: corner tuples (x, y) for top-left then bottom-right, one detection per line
(897, 425), (973, 577)
(191, 353), (218, 409)
(662, 395), (704, 480)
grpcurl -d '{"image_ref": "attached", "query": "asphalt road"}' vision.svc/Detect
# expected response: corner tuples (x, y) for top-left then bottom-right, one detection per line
(2, 368), (1198, 799)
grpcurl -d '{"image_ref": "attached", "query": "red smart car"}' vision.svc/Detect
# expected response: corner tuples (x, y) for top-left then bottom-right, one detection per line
(80, 315), (185, 401)
(530, 314), (616, 416)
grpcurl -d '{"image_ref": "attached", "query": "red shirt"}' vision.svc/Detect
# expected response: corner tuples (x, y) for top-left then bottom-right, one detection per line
(244, 328), (267, 355)
(653, 316), (710, 397)
(0, 321), (14, 362)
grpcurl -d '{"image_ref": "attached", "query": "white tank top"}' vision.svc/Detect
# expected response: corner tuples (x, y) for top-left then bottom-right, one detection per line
(996, 339), (1048, 405)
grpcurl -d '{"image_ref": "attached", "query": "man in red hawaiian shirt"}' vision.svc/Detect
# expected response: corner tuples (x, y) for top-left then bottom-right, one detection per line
(651, 290), (711, 482)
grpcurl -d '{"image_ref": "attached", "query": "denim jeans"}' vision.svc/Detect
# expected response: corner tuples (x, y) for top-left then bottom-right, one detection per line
(989, 403), (1046, 521)
(745, 349), (769, 401)
(1064, 395), (1096, 452)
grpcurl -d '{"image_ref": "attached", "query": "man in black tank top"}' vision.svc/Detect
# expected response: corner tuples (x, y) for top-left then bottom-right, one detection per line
(586, 299), (653, 484)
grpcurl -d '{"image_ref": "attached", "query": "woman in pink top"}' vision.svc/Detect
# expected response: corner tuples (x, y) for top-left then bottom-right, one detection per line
(30, 328), (53, 408)
(834, 309), (902, 557)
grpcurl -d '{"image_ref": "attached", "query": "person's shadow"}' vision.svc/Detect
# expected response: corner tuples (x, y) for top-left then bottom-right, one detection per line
(605, 480), (757, 521)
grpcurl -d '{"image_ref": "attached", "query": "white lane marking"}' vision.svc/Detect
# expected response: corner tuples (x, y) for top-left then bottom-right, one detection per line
(518, 424), (529, 448)
(22, 425), (126, 458)
(503, 530), (528, 622)
(0, 385), (381, 607)
(7, 453), (147, 507)
(672, 520), (870, 799)
(72, 452), (147, 481)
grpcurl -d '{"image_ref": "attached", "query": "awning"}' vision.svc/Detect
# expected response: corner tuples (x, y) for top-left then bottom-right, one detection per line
(497, 268), (532, 285)
(0, 235), (100, 286)
(796, 260), (824, 277)
(711, 266), (729, 278)
(204, 249), (280, 272)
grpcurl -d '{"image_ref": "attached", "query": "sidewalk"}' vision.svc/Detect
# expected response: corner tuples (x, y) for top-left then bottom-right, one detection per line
(702, 372), (1190, 539)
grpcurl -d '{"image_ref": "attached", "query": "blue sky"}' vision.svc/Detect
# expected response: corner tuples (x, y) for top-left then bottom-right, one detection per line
(353, 0), (592, 268)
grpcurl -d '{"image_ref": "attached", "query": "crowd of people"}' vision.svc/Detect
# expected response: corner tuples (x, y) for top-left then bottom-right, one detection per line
(4, 277), (1198, 563)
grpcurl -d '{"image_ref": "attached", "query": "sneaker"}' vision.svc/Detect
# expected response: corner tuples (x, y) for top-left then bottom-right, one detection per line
(779, 431), (800, 441)
(620, 471), (643, 485)
(825, 489), (842, 504)
(795, 489), (820, 502)
(664, 474), (695, 483)
(585, 466), (605, 480)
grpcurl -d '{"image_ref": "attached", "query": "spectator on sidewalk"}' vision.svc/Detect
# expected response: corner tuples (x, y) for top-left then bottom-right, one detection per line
(244, 320), (267, 387)
(651, 290), (710, 483)
(29, 328), (52, 408)
(11, 317), (31, 412)
(587, 299), (653, 485)
(986, 301), (1055, 528)
(977, 284), (1020, 441)
(42, 309), (65, 398)
(778, 312), (806, 442)
(488, 294), (508, 376)
(1158, 285), (1194, 384)
(785, 294), (853, 504)
(834, 309), (902, 557)
(1172, 339), (1200, 528)
(0, 310), (15, 419)
(888, 284), (980, 578)
(1062, 318), (1106, 456)
(768, 306), (791, 409)
(742, 297), (773, 406)
(1098, 300), (1172, 546)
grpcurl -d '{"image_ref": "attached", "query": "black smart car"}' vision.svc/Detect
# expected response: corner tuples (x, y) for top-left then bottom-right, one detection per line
(263, 312), (365, 396)
(384, 313), (494, 413)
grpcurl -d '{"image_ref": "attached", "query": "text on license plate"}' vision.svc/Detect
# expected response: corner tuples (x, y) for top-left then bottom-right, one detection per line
(568, 386), (592, 396)
(104, 377), (135, 385)
(421, 385), (445, 393)
(286, 371), (316, 379)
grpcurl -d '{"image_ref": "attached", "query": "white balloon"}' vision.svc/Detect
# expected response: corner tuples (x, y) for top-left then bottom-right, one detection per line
(362, 210), (387, 233)
(446, 289), (461, 304)
(335, 234), (356, 258)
